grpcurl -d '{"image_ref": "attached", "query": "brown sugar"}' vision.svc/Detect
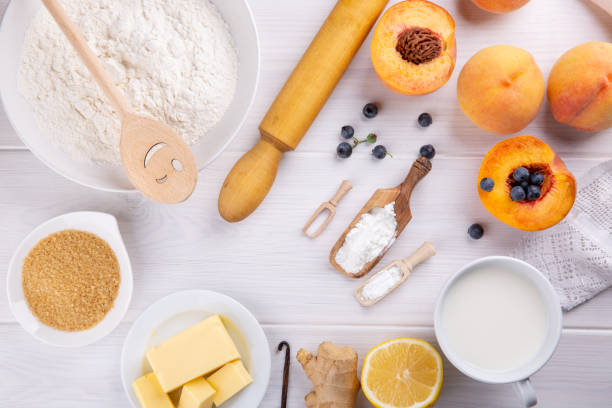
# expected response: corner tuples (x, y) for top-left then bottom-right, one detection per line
(22, 229), (120, 331)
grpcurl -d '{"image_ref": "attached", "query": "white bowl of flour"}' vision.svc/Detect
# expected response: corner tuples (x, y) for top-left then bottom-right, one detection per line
(0, 0), (259, 192)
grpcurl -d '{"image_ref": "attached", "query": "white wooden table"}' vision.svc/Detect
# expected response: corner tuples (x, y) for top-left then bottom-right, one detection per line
(1, 0), (611, 406)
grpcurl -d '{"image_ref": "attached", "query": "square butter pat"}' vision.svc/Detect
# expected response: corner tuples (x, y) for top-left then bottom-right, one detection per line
(207, 361), (253, 406)
(146, 315), (240, 392)
(178, 377), (215, 408)
(132, 372), (175, 408)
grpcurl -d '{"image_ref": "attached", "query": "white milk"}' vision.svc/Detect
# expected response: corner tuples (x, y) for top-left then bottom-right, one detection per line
(440, 267), (549, 372)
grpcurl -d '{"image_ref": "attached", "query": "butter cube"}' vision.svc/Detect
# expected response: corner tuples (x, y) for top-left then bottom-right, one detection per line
(146, 315), (241, 392)
(132, 372), (175, 408)
(207, 361), (253, 406)
(178, 377), (215, 408)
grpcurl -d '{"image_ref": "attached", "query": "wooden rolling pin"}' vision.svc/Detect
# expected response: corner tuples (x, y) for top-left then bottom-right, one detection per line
(218, 0), (389, 222)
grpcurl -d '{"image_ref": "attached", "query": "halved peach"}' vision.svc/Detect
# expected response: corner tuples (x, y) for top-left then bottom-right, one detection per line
(478, 136), (576, 231)
(371, 0), (456, 96)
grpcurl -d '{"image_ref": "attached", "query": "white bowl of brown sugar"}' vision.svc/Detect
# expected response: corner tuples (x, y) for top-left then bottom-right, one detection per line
(6, 211), (133, 347)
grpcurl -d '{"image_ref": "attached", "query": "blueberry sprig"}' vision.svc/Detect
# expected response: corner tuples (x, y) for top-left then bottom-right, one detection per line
(337, 133), (378, 158)
(337, 104), (393, 159)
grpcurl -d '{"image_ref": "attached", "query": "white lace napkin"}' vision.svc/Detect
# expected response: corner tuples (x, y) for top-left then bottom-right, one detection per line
(512, 160), (612, 311)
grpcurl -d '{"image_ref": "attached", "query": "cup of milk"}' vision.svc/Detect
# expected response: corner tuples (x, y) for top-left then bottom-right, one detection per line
(434, 256), (562, 407)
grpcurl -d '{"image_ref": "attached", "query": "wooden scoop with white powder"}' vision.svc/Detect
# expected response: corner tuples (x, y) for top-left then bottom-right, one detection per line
(330, 157), (432, 278)
(355, 242), (436, 307)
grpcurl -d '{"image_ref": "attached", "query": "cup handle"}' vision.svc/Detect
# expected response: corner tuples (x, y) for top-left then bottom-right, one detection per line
(513, 378), (537, 407)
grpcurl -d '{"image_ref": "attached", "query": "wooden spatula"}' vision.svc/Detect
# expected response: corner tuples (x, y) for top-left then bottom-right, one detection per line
(42, 0), (197, 203)
(330, 157), (432, 278)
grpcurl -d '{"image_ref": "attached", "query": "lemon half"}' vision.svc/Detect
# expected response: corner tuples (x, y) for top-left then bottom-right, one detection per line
(361, 338), (443, 408)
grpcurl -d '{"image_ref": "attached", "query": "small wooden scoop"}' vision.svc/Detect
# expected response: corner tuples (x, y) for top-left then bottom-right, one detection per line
(355, 242), (436, 307)
(330, 157), (432, 278)
(42, 0), (197, 203)
(303, 180), (352, 238)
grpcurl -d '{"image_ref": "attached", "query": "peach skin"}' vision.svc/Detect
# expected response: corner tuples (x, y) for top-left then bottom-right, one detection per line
(457, 45), (545, 135)
(371, 0), (456, 96)
(471, 0), (530, 13)
(548, 41), (612, 132)
(478, 136), (576, 231)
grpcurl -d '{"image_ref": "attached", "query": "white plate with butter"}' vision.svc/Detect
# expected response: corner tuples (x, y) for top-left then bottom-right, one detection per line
(121, 290), (271, 408)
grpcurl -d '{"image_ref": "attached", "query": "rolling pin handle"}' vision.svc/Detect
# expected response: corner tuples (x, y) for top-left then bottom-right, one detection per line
(218, 138), (284, 222)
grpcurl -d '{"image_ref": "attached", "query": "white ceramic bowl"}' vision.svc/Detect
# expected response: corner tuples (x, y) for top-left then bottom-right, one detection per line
(0, 0), (259, 192)
(121, 290), (271, 408)
(434, 256), (562, 384)
(6, 211), (133, 347)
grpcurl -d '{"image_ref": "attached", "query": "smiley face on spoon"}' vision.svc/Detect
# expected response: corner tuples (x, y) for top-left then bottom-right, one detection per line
(144, 143), (183, 184)
(121, 114), (198, 203)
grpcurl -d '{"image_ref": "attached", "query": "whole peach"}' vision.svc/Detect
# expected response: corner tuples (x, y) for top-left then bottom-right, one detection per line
(548, 41), (612, 132)
(457, 45), (545, 135)
(471, 0), (530, 13)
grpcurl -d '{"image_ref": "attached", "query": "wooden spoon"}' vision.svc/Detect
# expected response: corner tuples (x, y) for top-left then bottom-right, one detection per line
(41, 0), (197, 203)
(355, 242), (436, 307)
(329, 157), (432, 278)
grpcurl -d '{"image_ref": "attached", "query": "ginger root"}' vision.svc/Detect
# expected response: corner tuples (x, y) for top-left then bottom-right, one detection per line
(297, 342), (360, 408)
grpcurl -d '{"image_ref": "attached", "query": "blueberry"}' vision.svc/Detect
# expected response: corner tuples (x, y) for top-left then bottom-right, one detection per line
(468, 223), (484, 240)
(337, 142), (352, 159)
(530, 171), (544, 186)
(418, 113), (433, 127)
(510, 185), (526, 201)
(419, 144), (436, 159)
(363, 103), (378, 119)
(513, 167), (530, 183)
(480, 177), (495, 192)
(372, 145), (387, 159)
(520, 181), (529, 190)
(527, 185), (541, 201)
(341, 125), (354, 140)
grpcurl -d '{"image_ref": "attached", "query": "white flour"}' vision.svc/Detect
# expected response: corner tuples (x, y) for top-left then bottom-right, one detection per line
(361, 265), (403, 301)
(18, 0), (238, 165)
(335, 203), (397, 275)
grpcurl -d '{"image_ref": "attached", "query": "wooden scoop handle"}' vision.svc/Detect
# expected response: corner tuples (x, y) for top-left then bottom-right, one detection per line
(394, 157), (432, 230)
(400, 242), (436, 276)
(41, 0), (131, 116)
(330, 180), (353, 206)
